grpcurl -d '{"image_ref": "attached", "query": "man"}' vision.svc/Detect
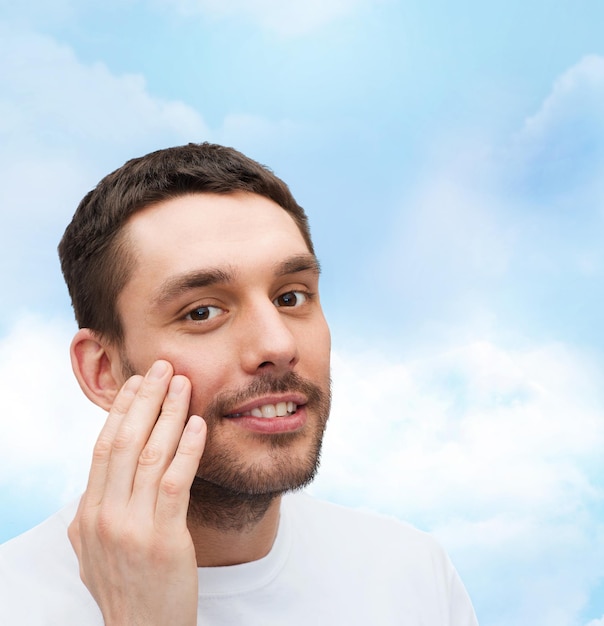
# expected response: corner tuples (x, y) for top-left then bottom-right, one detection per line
(0, 143), (478, 625)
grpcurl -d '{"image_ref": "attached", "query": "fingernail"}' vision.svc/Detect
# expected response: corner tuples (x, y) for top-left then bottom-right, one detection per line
(186, 415), (205, 434)
(169, 375), (187, 395)
(148, 360), (169, 380)
(123, 375), (143, 394)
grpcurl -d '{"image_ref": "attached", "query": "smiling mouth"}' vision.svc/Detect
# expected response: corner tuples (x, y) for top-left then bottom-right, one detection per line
(226, 401), (298, 419)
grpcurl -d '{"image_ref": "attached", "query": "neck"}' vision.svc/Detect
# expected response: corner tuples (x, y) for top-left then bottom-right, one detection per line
(187, 479), (282, 567)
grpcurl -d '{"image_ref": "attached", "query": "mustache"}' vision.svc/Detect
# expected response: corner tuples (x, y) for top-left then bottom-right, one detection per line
(202, 371), (330, 421)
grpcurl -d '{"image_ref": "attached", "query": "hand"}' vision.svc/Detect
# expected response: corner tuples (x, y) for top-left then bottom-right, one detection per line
(68, 360), (207, 626)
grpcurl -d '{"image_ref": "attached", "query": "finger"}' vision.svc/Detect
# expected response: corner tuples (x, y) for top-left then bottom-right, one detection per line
(155, 415), (207, 529)
(102, 360), (173, 505)
(83, 374), (144, 506)
(130, 375), (192, 509)
(67, 495), (86, 557)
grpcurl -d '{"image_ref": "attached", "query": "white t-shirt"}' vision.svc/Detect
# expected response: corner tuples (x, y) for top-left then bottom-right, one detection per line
(0, 492), (478, 625)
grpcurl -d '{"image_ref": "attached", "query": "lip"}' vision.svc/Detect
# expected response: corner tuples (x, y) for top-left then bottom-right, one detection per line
(223, 394), (309, 435)
(224, 393), (308, 418)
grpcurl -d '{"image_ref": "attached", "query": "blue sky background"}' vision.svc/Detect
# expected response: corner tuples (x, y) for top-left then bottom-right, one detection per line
(1, 2), (603, 624)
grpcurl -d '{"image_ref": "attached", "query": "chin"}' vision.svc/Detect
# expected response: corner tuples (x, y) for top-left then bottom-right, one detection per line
(195, 430), (325, 497)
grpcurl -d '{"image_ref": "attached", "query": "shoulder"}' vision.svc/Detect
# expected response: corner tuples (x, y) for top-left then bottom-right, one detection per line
(1, 501), (76, 558)
(284, 491), (443, 556)
(0, 500), (102, 625)
(281, 492), (478, 625)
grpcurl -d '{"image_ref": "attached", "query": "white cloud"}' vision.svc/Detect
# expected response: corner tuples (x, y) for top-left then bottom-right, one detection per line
(585, 616), (604, 626)
(0, 21), (315, 228)
(375, 55), (604, 353)
(310, 340), (604, 626)
(1, 30), (603, 624)
(0, 22), (211, 327)
(520, 55), (604, 146)
(2, 41), (604, 603)
(0, 23), (207, 154)
(317, 53), (604, 626)
(507, 54), (604, 200)
(0, 315), (104, 502)
(1, 315), (602, 625)
(316, 341), (603, 520)
(0, 21), (209, 219)
(154, 0), (383, 36)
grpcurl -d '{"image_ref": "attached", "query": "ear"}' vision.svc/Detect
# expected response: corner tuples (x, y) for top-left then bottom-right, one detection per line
(70, 328), (123, 412)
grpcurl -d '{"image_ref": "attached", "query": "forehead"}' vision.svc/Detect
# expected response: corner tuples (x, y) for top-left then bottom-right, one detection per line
(123, 192), (311, 290)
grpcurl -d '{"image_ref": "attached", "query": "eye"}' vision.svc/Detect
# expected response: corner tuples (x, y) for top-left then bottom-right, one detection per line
(185, 305), (223, 322)
(273, 291), (308, 308)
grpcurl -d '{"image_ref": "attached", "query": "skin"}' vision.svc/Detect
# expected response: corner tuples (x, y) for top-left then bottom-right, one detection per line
(68, 192), (332, 626)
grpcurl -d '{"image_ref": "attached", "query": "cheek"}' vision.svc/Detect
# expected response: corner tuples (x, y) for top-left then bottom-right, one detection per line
(299, 321), (331, 375)
(166, 350), (232, 413)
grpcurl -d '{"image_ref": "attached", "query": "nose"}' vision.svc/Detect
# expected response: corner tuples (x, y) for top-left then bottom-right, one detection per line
(239, 299), (299, 375)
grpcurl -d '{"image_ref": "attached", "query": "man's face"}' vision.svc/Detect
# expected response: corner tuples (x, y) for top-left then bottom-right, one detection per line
(114, 192), (331, 496)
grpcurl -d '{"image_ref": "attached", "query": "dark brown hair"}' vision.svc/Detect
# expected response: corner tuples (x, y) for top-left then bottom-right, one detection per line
(58, 142), (314, 343)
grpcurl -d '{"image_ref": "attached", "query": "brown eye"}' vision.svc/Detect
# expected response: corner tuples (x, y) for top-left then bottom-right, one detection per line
(186, 306), (222, 321)
(274, 291), (307, 307)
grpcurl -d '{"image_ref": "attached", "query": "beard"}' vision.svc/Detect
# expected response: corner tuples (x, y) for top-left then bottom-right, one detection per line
(120, 354), (331, 530)
(188, 371), (331, 530)
(196, 371), (331, 490)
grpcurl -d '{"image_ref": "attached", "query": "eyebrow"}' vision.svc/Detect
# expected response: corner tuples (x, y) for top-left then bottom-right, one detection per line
(151, 253), (320, 309)
(276, 253), (321, 277)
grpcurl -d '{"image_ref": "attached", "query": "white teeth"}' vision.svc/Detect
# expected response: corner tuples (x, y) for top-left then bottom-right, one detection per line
(247, 402), (297, 418)
(261, 404), (277, 418)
